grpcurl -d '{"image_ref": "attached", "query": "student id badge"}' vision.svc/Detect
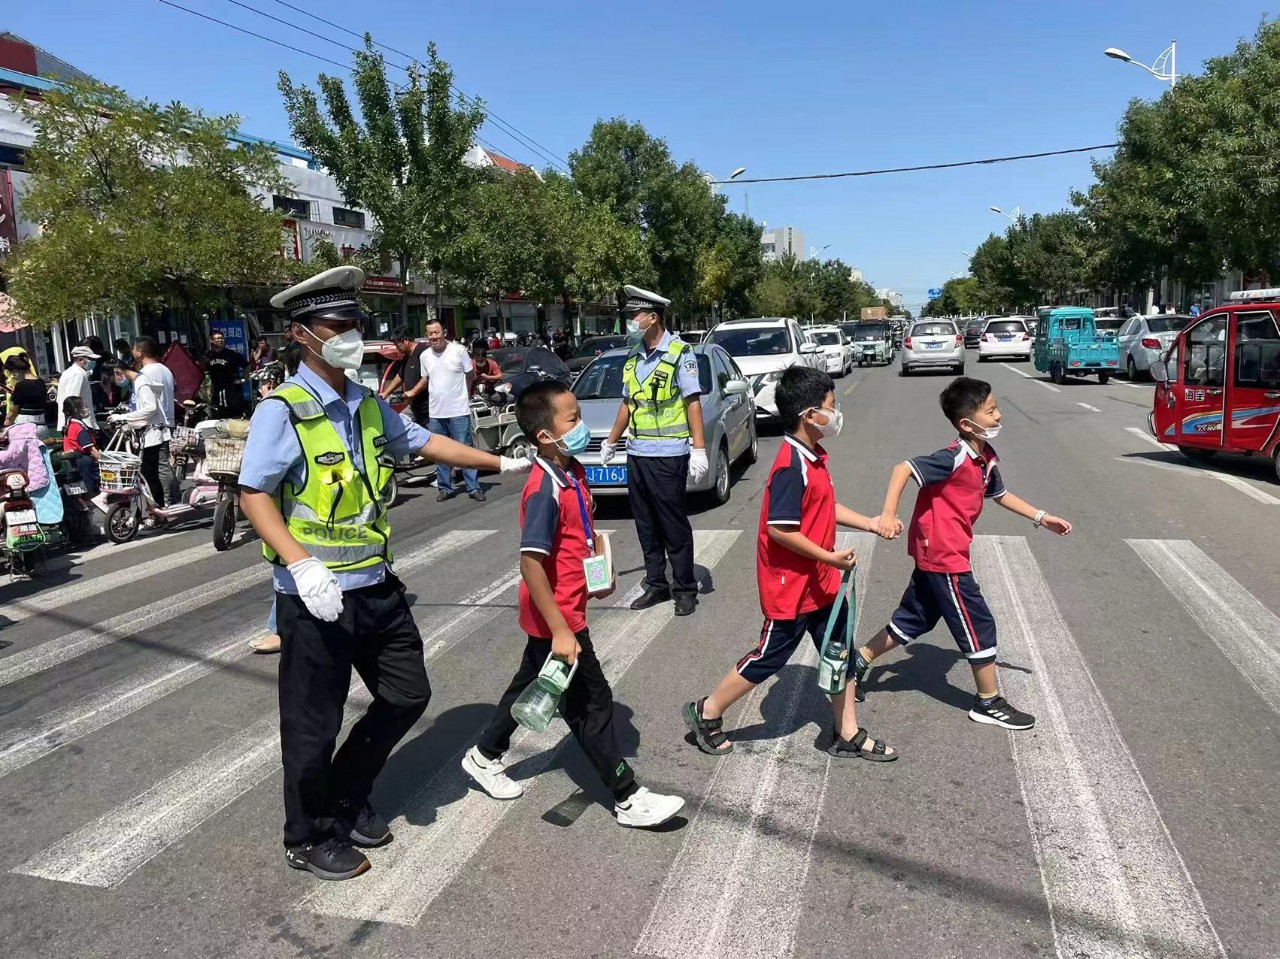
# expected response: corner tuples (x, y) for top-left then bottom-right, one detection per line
(583, 530), (614, 597)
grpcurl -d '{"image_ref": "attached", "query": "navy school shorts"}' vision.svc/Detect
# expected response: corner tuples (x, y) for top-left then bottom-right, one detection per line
(737, 598), (850, 685)
(887, 568), (998, 663)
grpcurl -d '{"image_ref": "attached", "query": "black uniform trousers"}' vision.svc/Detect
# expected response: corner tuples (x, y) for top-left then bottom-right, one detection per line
(277, 574), (431, 846)
(476, 629), (637, 802)
(627, 453), (696, 597)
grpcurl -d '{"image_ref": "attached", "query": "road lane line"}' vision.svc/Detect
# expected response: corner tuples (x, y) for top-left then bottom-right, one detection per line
(1127, 539), (1280, 715)
(1077, 402), (1101, 413)
(635, 533), (873, 959)
(0, 532), (493, 781)
(1115, 455), (1280, 505)
(974, 536), (1224, 959)
(1124, 426), (1177, 452)
(1008, 365), (1035, 379)
(302, 529), (743, 926)
(1037, 381), (1062, 393)
(1, 542), (217, 625)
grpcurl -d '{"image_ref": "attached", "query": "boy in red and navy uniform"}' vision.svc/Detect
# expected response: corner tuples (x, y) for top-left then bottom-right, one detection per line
(683, 366), (896, 761)
(461, 380), (685, 828)
(855, 377), (1073, 729)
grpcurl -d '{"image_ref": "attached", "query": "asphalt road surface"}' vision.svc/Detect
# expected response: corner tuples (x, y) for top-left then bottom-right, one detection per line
(1, 353), (1276, 959)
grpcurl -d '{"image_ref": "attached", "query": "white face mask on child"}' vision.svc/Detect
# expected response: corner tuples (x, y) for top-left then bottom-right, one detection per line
(962, 419), (1002, 440)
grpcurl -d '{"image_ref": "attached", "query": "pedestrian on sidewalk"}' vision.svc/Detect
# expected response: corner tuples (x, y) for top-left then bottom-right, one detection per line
(56, 345), (100, 431)
(461, 380), (685, 828)
(238, 266), (531, 882)
(382, 327), (430, 426)
(600, 285), (708, 617)
(852, 377), (1072, 729)
(682, 366), (897, 760)
(422, 319), (484, 502)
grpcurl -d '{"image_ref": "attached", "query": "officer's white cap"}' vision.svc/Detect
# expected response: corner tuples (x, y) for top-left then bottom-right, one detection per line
(271, 265), (368, 322)
(622, 285), (671, 313)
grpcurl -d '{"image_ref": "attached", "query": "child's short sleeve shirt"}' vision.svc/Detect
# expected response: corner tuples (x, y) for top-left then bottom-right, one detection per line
(517, 457), (592, 637)
(906, 438), (1005, 573)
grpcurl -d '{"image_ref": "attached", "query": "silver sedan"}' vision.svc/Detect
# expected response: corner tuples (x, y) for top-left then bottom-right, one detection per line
(901, 320), (964, 375)
(1117, 314), (1193, 380)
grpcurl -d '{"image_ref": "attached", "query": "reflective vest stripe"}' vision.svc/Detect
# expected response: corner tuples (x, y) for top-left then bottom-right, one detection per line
(623, 342), (692, 441)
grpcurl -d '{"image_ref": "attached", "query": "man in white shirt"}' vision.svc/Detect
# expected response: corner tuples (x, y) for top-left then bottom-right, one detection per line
(56, 345), (100, 430)
(422, 319), (480, 502)
(110, 337), (179, 510)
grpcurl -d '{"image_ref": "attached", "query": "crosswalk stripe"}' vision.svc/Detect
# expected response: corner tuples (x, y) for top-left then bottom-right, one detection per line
(1127, 539), (1280, 715)
(2, 542), (217, 625)
(9, 530), (520, 888)
(974, 536), (1224, 959)
(301, 528), (743, 926)
(1077, 402), (1101, 413)
(0, 531), (495, 782)
(635, 531), (872, 959)
(1124, 425), (1177, 452)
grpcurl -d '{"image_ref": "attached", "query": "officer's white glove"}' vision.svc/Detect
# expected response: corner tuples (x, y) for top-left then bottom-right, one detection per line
(499, 454), (533, 474)
(108, 413), (128, 424)
(287, 557), (344, 622)
(689, 447), (709, 483)
(599, 440), (618, 466)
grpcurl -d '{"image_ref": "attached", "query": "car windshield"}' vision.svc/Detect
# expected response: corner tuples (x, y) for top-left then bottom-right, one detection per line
(574, 337), (627, 358)
(854, 324), (888, 339)
(490, 348), (527, 374)
(812, 331), (841, 345)
(574, 352), (712, 399)
(912, 323), (955, 336)
(708, 327), (790, 356)
(1146, 316), (1191, 333)
(985, 320), (1027, 334)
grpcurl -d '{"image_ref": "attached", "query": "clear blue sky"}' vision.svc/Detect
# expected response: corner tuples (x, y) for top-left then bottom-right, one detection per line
(4, 0), (1270, 313)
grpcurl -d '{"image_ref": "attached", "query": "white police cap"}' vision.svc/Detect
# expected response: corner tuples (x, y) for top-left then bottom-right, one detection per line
(271, 265), (367, 322)
(623, 284), (671, 313)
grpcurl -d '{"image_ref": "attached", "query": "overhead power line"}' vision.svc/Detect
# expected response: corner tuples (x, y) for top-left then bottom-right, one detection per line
(711, 145), (1119, 184)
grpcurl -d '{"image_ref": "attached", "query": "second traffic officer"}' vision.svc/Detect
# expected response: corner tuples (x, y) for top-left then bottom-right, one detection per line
(601, 284), (708, 616)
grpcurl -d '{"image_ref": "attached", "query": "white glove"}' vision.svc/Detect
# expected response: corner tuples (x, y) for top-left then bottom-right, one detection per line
(689, 447), (709, 483)
(109, 413), (128, 424)
(287, 557), (344, 622)
(600, 441), (618, 466)
(499, 454), (533, 474)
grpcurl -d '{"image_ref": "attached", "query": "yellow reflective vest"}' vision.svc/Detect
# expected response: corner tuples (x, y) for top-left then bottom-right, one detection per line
(621, 341), (692, 442)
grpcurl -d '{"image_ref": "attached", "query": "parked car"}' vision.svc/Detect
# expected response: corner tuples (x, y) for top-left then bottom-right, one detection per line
(490, 346), (573, 398)
(566, 335), (631, 376)
(963, 317), (988, 349)
(807, 325), (852, 376)
(573, 343), (758, 503)
(1093, 316), (1126, 339)
(976, 316), (1033, 362)
(1117, 313), (1193, 380)
(705, 317), (822, 421)
(901, 320), (964, 375)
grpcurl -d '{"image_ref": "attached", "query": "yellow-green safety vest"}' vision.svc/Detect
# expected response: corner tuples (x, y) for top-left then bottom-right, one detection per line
(622, 341), (692, 442)
(262, 381), (394, 572)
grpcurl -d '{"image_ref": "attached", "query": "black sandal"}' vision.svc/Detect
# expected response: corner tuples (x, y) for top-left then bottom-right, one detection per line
(683, 698), (733, 755)
(827, 726), (897, 762)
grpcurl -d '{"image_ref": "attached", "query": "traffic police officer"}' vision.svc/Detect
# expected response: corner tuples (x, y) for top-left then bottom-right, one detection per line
(601, 285), (707, 616)
(239, 266), (530, 881)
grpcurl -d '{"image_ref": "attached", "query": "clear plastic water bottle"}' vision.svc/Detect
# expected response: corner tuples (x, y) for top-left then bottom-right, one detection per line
(511, 655), (578, 732)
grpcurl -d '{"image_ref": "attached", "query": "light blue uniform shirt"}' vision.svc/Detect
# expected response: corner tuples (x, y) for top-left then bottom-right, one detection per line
(624, 330), (702, 458)
(239, 363), (433, 594)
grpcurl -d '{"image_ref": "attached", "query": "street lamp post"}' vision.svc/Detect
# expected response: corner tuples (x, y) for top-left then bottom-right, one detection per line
(989, 205), (1021, 223)
(705, 168), (746, 326)
(1104, 40), (1177, 88)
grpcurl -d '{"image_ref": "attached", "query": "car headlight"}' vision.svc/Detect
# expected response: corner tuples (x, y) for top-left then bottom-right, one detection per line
(762, 370), (785, 384)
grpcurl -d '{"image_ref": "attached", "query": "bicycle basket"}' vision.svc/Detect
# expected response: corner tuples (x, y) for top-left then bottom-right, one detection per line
(205, 437), (246, 478)
(98, 450), (142, 492)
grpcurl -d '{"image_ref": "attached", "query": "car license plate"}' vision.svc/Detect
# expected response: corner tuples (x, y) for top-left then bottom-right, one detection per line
(585, 465), (627, 486)
(11, 524), (39, 537)
(7, 509), (37, 526)
(65, 484), (86, 496)
(925, 341), (943, 349)
(998, 335), (1012, 341)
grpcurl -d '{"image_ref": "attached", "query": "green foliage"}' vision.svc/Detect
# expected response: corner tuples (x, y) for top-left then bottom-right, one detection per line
(8, 79), (286, 329)
(279, 38), (486, 321)
(745, 254), (882, 321)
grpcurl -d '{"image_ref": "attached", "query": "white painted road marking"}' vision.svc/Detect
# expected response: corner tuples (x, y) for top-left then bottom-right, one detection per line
(635, 533), (873, 959)
(0, 532), (492, 781)
(974, 536), (1224, 959)
(1077, 402), (1101, 413)
(1008, 365), (1035, 379)
(1124, 425), (1177, 452)
(1115, 455), (1280, 505)
(1128, 539), (1280, 716)
(302, 529), (743, 926)
(1037, 381), (1062, 393)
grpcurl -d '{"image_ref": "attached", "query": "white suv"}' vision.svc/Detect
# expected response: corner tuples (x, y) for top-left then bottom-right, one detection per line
(706, 317), (824, 419)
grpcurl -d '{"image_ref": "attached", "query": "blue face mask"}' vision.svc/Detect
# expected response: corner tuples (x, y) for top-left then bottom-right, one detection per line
(549, 420), (591, 456)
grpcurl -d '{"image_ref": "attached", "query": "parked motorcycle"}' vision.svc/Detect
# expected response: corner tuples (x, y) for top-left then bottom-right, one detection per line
(51, 449), (94, 546)
(0, 468), (45, 578)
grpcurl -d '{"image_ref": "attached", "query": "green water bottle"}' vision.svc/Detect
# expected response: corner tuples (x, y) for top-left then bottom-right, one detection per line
(511, 654), (578, 732)
(817, 569), (857, 696)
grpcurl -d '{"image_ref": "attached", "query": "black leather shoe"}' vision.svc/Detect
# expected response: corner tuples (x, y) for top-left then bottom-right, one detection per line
(673, 593), (698, 617)
(630, 586), (672, 611)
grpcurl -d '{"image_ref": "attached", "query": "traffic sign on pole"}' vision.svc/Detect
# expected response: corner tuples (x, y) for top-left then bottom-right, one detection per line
(928, 288), (943, 299)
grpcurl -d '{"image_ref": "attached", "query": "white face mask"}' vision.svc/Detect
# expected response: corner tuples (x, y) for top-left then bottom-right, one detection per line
(810, 406), (843, 439)
(303, 326), (364, 370)
(626, 312), (654, 336)
(963, 419), (1002, 441)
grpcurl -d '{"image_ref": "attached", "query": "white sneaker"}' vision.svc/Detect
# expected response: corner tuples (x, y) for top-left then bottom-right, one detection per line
(462, 746), (523, 800)
(614, 787), (685, 828)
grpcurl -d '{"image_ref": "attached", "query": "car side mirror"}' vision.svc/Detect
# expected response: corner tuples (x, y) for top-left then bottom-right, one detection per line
(1150, 357), (1169, 382)
(799, 343), (819, 354)
(724, 378), (750, 396)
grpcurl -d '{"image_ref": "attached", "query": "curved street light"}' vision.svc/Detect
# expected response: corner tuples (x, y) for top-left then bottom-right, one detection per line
(1104, 40), (1177, 87)
(989, 205), (1021, 223)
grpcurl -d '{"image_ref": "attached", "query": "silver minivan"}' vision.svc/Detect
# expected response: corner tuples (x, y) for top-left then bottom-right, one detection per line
(901, 320), (964, 375)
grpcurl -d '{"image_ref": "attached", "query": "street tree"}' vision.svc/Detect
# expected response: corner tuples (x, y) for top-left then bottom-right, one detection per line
(279, 39), (486, 324)
(7, 79), (286, 330)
